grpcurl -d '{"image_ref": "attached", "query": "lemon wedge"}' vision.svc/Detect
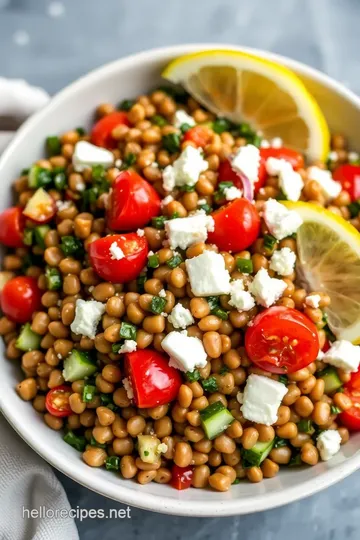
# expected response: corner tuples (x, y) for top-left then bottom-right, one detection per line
(163, 49), (330, 161)
(283, 201), (360, 343)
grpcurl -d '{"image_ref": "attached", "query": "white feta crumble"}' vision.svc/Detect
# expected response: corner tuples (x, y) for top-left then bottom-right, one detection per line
(122, 377), (134, 400)
(349, 151), (359, 163)
(317, 350), (325, 360)
(228, 279), (255, 311)
(109, 241), (125, 260)
(308, 166), (342, 199)
(328, 151), (338, 162)
(263, 199), (303, 240)
(161, 195), (174, 206)
(116, 340), (138, 355)
(223, 185), (243, 201)
(317, 430), (342, 461)
(55, 200), (71, 212)
(173, 109), (195, 129)
(157, 443), (168, 454)
(305, 294), (321, 308)
(260, 139), (271, 149)
(236, 391), (244, 404)
(114, 158), (123, 168)
(270, 247), (296, 276)
(162, 146), (208, 192)
(165, 213), (214, 250)
(70, 299), (105, 339)
(72, 141), (114, 172)
(168, 304), (194, 329)
(147, 250), (154, 257)
(271, 137), (283, 148)
(185, 250), (231, 297)
(158, 289), (167, 298)
(249, 268), (287, 308)
(322, 340), (360, 373)
(265, 157), (304, 201)
(57, 353), (63, 360)
(136, 228), (144, 237)
(241, 374), (288, 426)
(162, 331), (207, 372)
(197, 198), (207, 205)
(231, 144), (260, 185)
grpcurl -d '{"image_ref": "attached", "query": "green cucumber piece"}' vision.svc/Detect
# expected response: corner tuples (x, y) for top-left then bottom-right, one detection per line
(200, 402), (234, 440)
(15, 323), (41, 352)
(62, 350), (97, 382)
(33, 225), (50, 249)
(28, 165), (53, 189)
(242, 440), (275, 467)
(63, 430), (87, 452)
(318, 367), (342, 394)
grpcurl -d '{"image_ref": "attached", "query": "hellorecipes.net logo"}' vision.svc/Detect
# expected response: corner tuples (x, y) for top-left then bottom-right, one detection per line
(22, 505), (132, 521)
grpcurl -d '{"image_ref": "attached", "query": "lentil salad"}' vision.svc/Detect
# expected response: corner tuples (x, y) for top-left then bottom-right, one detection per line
(1, 80), (360, 493)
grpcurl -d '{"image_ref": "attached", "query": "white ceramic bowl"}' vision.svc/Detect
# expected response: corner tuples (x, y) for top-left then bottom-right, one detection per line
(1, 44), (360, 517)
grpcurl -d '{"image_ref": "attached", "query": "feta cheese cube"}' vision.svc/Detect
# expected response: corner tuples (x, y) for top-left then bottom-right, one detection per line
(223, 185), (243, 201)
(161, 331), (207, 372)
(249, 268), (287, 307)
(158, 289), (167, 298)
(265, 158), (303, 201)
(317, 350), (325, 360)
(260, 139), (271, 149)
(271, 137), (283, 148)
(70, 299), (105, 339)
(109, 241), (125, 260)
(165, 213), (214, 250)
(349, 151), (359, 163)
(263, 199), (303, 240)
(122, 377), (134, 400)
(323, 340), (360, 373)
(116, 340), (137, 354)
(136, 229), (144, 237)
(185, 251), (231, 297)
(72, 141), (114, 172)
(168, 304), (194, 329)
(157, 442), (168, 454)
(173, 109), (195, 129)
(228, 279), (255, 311)
(241, 374), (288, 425)
(231, 144), (260, 185)
(328, 151), (338, 162)
(317, 430), (342, 461)
(308, 166), (342, 199)
(305, 294), (321, 308)
(162, 146), (208, 192)
(270, 247), (296, 276)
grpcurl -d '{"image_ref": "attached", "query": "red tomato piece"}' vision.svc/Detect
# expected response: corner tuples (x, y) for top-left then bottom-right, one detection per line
(170, 465), (193, 490)
(107, 170), (161, 231)
(333, 164), (360, 202)
(245, 306), (319, 374)
(339, 370), (360, 431)
(91, 111), (130, 149)
(88, 233), (148, 283)
(257, 147), (305, 188)
(22, 188), (56, 224)
(183, 126), (212, 148)
(207, 197), (260, 252)
(1, 276), (42, 323)
(0, 206), (25, 248)
(125, 349), (182, 408)
(218, 158), (265, 195)
(45, 386), (72, 417)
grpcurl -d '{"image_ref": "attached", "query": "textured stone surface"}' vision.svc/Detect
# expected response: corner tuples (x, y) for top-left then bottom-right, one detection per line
(1, 0), (360, 537)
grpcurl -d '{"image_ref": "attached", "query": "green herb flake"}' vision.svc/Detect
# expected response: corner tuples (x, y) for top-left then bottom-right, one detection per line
(150, 296), (167, 315)
(278, 375), (288, 385)
(75, 127), (86, 136)
(297, 419), (314, 434)
(162, 133), (181, 154)
(211, 307), (228, 320)
(236, 258), (253, 274)
(219, 366), (230, 375)
(289, 452), (302, 467)
(201, 376), (218, 393)
(198, 203), (212, 215)
(273, 437), (287, 448)
(147, 254), (160, 269)
(180, 123), (192, 134)
(263, 234), (277, 251)
(232, 478), (241, 485)
(92, 164), (106, 181)
(82, 384), (97, 403)
(46, 135), (61, 157)
(214, 181), (234, 202)
(348, 201), (360, 218)
(121, 153), (137, 170)
(119, 322), (137, 341)
(105, 456), (120, 471)
(179, 185), (196, 192)
(60, 236), (84, 257)
(53, 171), (67, 190)
(151, 216), (167, 229)
(166, 254), (183, 269)
(23, 228), (33, 246)
(136, 274), (147, 293)
(331, 405), (342, 415)
(119, 99), (135, 111)
(185, 369), (201, 382)
(212, 118), (232, 134)
(21, 168), (30, 176)
(144, 450), (149, 457)
(63, 431), (87, 452)
(45, 267), (62, 291)
(151, 115), (167, 127)
(90, 436), (107, 449)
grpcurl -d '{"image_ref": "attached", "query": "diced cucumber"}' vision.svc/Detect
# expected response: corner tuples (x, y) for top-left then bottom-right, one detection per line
(45, 266), (62, 291)
(318, 367), (342, 394)
(63, 430), (87, 452)
(200, 402), (234, 440)
(34, 225), (50, 249)
(15, 323), (41, 352)
(137, 435), (161, 464)
(242, 440), (275, 467)
(28, 165), (53, 189)
(62, 350), (97, 382)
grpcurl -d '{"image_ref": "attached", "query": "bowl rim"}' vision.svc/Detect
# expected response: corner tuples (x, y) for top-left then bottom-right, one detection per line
(1, 43), (360, 517)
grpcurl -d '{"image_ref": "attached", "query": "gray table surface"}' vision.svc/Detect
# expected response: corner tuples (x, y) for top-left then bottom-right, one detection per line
(1, 0), (360, 538)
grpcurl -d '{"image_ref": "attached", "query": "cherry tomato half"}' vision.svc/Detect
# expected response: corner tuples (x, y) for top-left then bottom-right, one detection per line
(183, 126), (212, 148)
(0, 206), (25, 248)
(333, 164), (360, 202)
(1, 276), (42, 323)
(245, 306), (319, 374)
(339, 371), (360, 431)
(218, 158), (265, 195)
(45, 385), (72, 417)
(170, 465), (193, 490)
(107, 170), (161, 231)
(91, 111), (130, 149)
(257, 147), (305, 188)
(22, 188), (56, 224)
(207, 197), (260, 252)
(125, 349), (182, 409)
(88, 233), (148, 283)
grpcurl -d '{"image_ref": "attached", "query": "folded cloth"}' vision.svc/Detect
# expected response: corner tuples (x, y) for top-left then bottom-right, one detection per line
(0, 79), (79, 540)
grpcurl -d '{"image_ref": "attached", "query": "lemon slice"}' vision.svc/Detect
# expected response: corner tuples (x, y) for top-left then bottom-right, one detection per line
(284, 201), (360, 343)
(163, 50), (330, 161)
